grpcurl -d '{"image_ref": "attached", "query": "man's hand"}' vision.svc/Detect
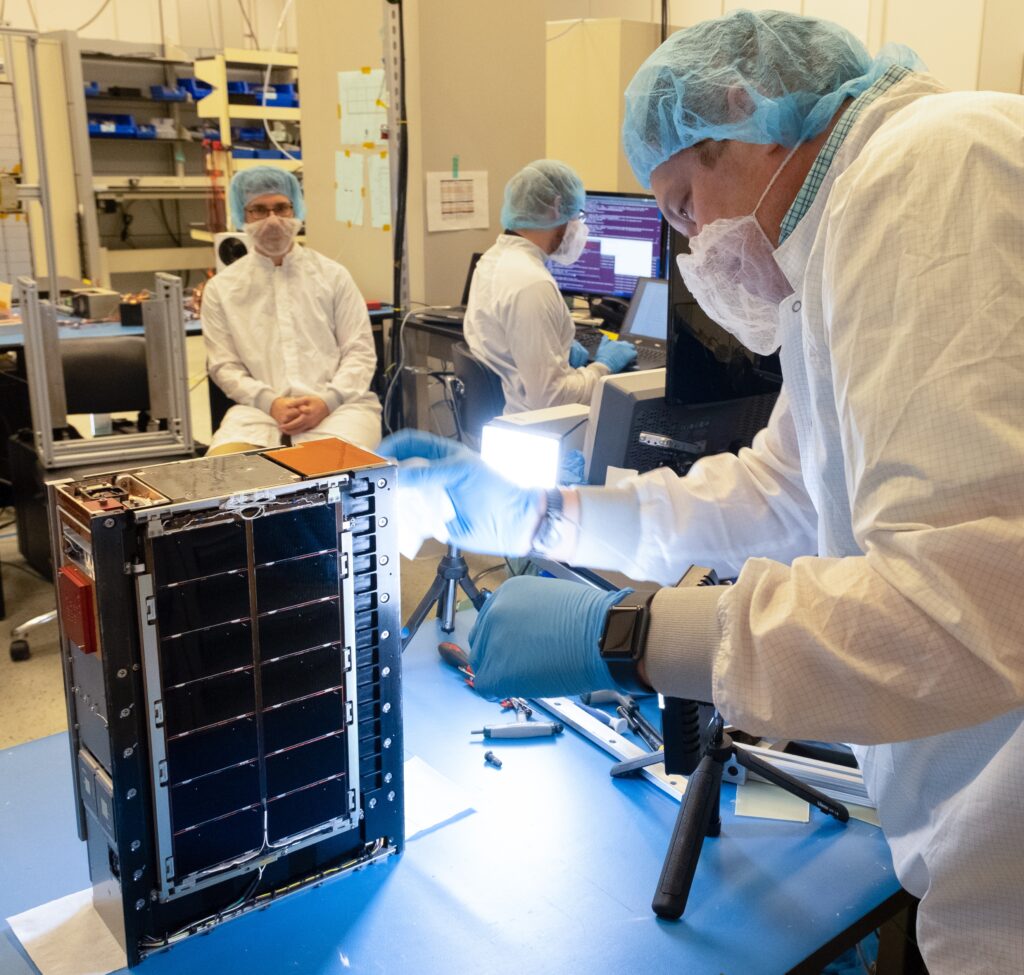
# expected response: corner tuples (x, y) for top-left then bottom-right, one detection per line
(279, 395), (330, 434)
(270, 396), (301, 430)
(378, 429), (545, 556)
(468, 576), (632, 699)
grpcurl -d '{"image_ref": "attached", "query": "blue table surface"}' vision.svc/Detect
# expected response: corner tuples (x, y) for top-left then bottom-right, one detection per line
(0, 612), (900, 975)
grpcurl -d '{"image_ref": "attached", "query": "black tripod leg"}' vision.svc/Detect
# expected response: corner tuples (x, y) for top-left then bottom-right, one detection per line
(402, 572), (449, 651)
(737, 749), (849, 822)
(652, 751), (724, 920)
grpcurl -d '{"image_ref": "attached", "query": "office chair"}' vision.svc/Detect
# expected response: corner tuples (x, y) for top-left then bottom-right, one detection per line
(450, 341), (505, 451)
(8, 336), (150, 661)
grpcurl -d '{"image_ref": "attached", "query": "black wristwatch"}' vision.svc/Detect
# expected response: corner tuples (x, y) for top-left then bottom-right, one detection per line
(598, 591), (656, 693)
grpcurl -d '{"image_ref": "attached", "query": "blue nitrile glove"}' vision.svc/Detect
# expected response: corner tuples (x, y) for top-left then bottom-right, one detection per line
(468, 575), (633, 699)
(594, 335), (638, 373)
(558, 448), (585, 485)
(568, 339), (591, 368)
(379, 429), (545, 556)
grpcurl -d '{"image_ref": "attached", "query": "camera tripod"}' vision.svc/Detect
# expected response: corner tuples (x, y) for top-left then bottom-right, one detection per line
(653, 702), (850, 919)
(402, 543), (487, 650)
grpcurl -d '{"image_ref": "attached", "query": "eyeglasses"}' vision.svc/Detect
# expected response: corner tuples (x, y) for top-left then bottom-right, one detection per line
(244, 203), (294, 219)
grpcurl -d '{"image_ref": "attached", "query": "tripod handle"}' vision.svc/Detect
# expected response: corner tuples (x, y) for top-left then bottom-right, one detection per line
(652, 752), (723, 920)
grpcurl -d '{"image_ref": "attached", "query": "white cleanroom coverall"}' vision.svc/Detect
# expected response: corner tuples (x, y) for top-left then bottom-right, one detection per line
(463, 234), (609, 414)
(567, 74), (1024, 973)
(202, 247), (382, 449)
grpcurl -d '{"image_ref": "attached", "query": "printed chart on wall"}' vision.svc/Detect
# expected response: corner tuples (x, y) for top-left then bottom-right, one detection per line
(425, 171), (489, 232)
(335, 151), (364, 227)
(338, 68), (388, 146)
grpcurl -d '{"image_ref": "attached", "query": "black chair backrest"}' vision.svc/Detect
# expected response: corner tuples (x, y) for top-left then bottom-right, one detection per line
(208, 376), (233, 432)
(62, 336), (150, 415)
(451, 341), (505, 449)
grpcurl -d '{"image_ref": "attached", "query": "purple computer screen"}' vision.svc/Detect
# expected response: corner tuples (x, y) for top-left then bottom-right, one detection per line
(547, 192), (664, 298)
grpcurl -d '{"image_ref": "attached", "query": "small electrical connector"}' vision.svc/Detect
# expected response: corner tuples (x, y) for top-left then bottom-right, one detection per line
(484, 750), (502, 769)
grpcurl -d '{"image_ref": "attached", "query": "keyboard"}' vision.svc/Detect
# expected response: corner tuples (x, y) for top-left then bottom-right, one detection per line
(574, 326), (604, 358)
(634, 344), (666, 368)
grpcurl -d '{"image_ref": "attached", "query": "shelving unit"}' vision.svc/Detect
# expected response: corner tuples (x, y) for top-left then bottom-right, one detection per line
(62, 37), (216, 288)
(192, 47), (302, 230)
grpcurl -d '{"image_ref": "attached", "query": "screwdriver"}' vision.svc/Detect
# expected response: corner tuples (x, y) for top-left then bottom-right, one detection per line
(472, 722), (564, 739)
(438, 641), (474, 683)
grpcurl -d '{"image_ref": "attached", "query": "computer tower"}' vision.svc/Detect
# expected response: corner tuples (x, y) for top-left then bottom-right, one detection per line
(49, 438), (403, 966)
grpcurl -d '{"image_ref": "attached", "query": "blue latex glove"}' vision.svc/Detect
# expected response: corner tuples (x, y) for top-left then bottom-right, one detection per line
(568, 339), (591, 368)
(468, 576), (633, 699)
(379, 429), (545, 556)
(594, 335), (638, 373)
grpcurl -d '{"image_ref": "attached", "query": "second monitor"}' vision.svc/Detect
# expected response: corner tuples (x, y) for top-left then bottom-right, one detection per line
(548, 191), (665, 299)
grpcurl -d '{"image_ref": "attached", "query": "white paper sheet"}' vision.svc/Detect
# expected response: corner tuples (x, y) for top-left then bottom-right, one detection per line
(7, 888), (127, 975)
(403, 755), (474, 839)
(338, 68), (388, 146)
(334, 151), (365, 226)
(367, 152), (391, 230)
(734, 780), (810, 823)
(425, 171), (489, 232)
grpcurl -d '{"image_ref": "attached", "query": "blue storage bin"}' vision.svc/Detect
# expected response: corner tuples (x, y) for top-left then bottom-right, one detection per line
(136, 124), (157, 139)
(255, 148), (286, 159)
(269, 83), (299, 107)
(177, 77), (213, 100)
(227, 81), (251, 94)
(84, 81), (101, 97)
(150, 85), (187, 102)
(231, 147), (259, 159)
(233, 126), (265, 143)
(88, 113), (137, 137)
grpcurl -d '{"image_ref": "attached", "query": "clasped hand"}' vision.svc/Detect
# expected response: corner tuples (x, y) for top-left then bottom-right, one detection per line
(270, 395), (330, 434)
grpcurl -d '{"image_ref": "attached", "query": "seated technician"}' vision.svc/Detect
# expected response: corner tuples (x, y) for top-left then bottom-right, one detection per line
(463, 159), (636, 414)
(202, 167), (382, 454)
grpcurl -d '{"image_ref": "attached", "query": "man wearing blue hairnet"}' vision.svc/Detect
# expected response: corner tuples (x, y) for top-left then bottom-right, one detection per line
(201, 166), (381, 452)
(384, 11), (1024, 969)
(462, 159), (636, 413)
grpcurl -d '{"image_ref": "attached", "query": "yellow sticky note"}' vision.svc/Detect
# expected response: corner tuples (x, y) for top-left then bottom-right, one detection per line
(0, 281), (12, 314)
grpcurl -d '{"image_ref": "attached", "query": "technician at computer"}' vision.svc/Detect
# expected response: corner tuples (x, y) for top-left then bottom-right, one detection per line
(463, 159), (636, 413)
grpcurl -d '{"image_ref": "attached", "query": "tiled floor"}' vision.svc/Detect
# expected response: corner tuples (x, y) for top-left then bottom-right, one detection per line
(0, 343), (503, 749)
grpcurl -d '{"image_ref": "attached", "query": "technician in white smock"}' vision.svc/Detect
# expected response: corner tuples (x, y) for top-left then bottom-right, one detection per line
(202, 167), (381, 453)
(463, 160), (636, 414)
(382, 11), (1024, 973)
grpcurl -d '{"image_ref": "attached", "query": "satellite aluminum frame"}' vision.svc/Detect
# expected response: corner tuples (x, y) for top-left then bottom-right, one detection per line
(19, 272), (194, 468)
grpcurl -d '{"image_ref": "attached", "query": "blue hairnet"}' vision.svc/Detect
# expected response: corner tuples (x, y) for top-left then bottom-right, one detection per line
(228, 166), (306, 229)
(501, 159), (585, 230)
(622, 10), (925, 187)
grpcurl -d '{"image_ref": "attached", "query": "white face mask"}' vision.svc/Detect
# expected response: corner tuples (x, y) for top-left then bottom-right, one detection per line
(549, 218), (588, 266)
(674, 147), (798, 355)
(243, 214), (302, 259)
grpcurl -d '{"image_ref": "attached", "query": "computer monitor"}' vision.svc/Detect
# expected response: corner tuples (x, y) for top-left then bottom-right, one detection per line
(666, 227), (782, 407)
(620, 278), (668, 342)
(548, 191), (665, 299)
(583, 369), (779, 485)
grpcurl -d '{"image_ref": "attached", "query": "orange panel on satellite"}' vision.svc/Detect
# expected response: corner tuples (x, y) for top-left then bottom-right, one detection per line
(264, 437), (387, 477)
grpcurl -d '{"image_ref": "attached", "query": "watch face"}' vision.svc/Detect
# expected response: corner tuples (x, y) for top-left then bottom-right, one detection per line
(602, 606), (641, 658)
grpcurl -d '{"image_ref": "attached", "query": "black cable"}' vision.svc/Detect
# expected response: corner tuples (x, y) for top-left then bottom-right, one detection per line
(386, 0), (408, 432)
(157, 199), (183, 246)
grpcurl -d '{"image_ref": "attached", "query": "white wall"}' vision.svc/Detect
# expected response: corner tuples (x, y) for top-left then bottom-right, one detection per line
(546, 0), (1024, 92)
(0, 0), (297, 52)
